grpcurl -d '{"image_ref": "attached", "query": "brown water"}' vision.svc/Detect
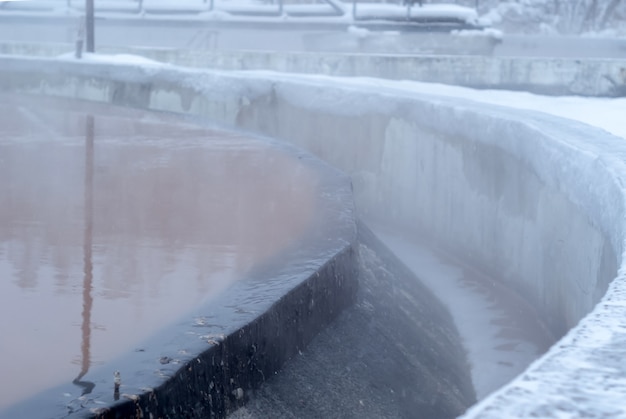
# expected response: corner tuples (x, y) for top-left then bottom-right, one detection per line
(0, 94), (317, 410)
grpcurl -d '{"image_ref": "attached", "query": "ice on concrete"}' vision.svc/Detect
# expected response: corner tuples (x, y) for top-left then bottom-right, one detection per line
(386, 80), (626, 141)
(57, 51), (166, 67)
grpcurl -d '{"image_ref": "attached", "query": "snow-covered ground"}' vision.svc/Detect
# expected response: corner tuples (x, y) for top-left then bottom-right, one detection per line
(386, 80), (626, 140)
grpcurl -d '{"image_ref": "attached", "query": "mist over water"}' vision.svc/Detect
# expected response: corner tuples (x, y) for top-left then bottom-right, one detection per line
(0, 94), (317, 411)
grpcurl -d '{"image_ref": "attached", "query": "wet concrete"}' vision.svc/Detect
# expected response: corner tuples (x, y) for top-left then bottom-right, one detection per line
(230, 222), (476, 419)
(0, 94), (323, 414)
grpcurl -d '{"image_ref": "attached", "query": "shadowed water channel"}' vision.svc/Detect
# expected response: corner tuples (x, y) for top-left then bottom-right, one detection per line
(0, 94), (318, 413)
(368, 224), (555, 400)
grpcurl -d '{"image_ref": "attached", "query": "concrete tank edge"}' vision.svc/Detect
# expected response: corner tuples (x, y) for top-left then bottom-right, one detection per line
(89, 247), (359, 419)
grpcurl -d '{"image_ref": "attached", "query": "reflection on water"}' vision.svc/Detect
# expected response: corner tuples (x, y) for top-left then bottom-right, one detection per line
(74, 114), (95, 396)
(0, 95), (317, 411)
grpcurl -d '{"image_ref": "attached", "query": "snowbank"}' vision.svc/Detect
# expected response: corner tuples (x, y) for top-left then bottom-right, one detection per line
(1, 55), (626, 417)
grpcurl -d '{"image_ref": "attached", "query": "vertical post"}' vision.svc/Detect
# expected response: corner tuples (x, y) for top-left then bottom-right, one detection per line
(75, 19), (84, 58)
(85, 0), (94, 53)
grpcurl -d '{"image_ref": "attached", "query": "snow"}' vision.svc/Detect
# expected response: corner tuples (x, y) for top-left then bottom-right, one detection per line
(346, 25), (369, 38)
(466, 0), (626, 36)
(350, 3), (478, 23)
(386, 81), (626, 141)
(452, 27), (503, 41)
(58, 51), (166, 66)
(239, 70), (626, 141)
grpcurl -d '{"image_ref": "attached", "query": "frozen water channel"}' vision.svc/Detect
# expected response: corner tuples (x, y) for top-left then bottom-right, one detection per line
(0, 94), (318, 412)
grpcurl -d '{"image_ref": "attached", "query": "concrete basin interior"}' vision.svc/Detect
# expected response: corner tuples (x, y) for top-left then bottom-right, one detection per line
(0, 57), (624, 417)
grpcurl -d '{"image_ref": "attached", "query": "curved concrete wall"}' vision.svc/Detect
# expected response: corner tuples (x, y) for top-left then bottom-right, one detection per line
(232, 84), (621, 333)
(1, 56), (626, 416)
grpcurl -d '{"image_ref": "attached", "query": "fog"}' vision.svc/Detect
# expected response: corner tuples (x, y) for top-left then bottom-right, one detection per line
(0, 0), (624, 418)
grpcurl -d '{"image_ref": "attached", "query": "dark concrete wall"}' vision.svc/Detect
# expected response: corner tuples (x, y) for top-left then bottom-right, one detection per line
(91, 248), (358, 419)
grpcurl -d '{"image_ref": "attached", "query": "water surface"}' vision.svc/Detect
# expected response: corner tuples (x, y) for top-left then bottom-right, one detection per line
(0, 94), (317, 411)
